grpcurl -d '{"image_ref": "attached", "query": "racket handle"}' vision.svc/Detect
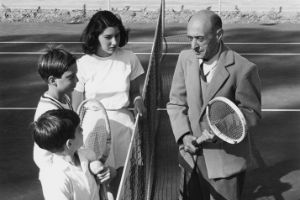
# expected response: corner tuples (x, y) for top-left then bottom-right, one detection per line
(99, 184), (109, 200)
(195, 130), (214, 144)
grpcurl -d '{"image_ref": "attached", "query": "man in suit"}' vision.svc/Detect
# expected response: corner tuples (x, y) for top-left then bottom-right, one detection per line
(167, 10), (261, 200)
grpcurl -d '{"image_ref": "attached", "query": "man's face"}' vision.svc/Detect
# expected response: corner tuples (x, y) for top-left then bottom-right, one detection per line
(187, 19), (221, 60)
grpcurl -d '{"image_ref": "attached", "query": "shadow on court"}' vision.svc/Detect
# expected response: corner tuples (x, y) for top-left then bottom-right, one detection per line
(152, 111), (300, 200)
(241, 111), (300, 200)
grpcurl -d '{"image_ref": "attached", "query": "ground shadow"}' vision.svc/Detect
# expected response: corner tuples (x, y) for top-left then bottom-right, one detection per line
(243, 160), (300, 200)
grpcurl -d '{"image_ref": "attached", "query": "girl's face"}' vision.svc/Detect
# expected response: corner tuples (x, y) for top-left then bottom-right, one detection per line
(97, 26), (120, 57)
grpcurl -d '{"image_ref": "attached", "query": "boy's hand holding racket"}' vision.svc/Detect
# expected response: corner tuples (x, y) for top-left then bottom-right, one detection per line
(77, 98), (113, 200)
(89, 160), (116, 184)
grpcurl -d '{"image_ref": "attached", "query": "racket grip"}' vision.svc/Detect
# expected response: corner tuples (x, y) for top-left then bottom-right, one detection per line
(195, 135), (207, 144)
(99, 184), (109, 200)
(195, 130), (214, 144)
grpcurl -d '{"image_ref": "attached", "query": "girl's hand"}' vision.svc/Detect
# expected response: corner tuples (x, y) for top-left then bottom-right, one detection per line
(134, 96), (146, 117)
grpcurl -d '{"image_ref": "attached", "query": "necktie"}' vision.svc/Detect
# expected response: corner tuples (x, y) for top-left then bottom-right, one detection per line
(199, 61), (207, 82)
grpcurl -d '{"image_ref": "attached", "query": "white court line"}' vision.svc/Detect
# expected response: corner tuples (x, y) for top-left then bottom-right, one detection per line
(164, 42), (300, 45)
(1, 52), (300, 56)
(0, 52), (151, 55)
(1, 107), (300, 112)
(1, 41), (300, 45)
(0, 41), (154, 44)
(0, 41), (82, 44)
(156, 108), (300, 112)
(161, 52), (300, 56)
(0, 52), (83, 55)
(0, 107), (37, 110)
(0, 52), (150, 55)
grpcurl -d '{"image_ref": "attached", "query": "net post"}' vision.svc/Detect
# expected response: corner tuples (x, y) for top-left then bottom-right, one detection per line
(218, 0), (222, 15)
(107, 0), (111, 10)
(162, 0), (165, 37)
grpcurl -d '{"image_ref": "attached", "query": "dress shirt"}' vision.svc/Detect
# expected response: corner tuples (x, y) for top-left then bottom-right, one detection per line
(199, 45), (222, 83)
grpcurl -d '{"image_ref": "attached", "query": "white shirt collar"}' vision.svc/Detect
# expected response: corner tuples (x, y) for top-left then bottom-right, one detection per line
(199, 44), (222, 76)
(51, 150), (87, 172)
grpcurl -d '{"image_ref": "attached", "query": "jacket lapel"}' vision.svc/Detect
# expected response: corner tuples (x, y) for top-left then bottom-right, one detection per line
(199, 45), (234, 117)
(187, 54), (203, 113)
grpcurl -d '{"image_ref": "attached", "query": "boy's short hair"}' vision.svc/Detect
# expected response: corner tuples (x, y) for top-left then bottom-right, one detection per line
(81, 10), (128, 54)
(38, 45), (76, 82)
(32, 109), (80, 153)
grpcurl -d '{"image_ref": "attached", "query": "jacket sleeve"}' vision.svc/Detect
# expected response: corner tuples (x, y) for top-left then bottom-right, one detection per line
(166, 53), (191, 143)
(235, 64), (262, 127)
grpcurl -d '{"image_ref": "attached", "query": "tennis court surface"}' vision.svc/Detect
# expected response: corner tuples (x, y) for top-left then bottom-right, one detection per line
(1, 18), (300, 200)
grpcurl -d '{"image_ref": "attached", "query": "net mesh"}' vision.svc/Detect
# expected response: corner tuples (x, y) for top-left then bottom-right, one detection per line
(116, 0), (165, 199)
(208, 100), (243, 140)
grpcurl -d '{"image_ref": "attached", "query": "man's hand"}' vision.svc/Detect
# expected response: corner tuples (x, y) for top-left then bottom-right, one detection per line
(182, 134), (199, 154)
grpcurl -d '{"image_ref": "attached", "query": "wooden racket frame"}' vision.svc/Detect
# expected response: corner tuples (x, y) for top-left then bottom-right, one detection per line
(77, 98), (112, 200)
(77, 98), (111, 162)
(206, 96), (247, 144)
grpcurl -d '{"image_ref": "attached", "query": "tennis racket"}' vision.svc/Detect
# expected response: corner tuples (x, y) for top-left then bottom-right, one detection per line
(77, 98), (112, 200)
(197, 96), (247, 144)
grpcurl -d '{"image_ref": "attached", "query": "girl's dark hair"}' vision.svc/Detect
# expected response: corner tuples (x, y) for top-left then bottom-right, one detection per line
(37, 45), (76, 82)
(81, 10), (128, 54)
(32, 109), (80, 153)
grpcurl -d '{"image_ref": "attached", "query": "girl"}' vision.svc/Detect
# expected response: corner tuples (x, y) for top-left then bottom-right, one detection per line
(72, 10), (145, 198)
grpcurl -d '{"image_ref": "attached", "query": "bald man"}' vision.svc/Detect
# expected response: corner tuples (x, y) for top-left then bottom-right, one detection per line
(167, 10), (261, 200)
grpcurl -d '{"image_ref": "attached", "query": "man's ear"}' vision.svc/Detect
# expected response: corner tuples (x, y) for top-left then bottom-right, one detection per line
(216, 28), (223, 41)
(48, 76), (57, 86)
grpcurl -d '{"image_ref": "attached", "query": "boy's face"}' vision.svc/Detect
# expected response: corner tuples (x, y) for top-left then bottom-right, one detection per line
(70, 125), (83, 151)
(55, 63), (78, 94)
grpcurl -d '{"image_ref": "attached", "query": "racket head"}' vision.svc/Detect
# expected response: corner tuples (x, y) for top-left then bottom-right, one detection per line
(206, 96), (247, 144)
(77, 99), (111, 163)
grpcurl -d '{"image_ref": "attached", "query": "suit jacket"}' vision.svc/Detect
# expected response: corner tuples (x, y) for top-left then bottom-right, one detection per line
(167, 43), (261, 179)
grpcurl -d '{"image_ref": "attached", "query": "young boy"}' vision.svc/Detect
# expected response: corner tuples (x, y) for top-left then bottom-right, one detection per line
(33, 46), (78, 168)
(33, 47), (115, 199)
(32, 109), (101, 200)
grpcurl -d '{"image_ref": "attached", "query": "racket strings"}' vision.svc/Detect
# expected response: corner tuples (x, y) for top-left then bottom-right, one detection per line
(80, 107), (111, 163)
(85, 120), (107, 156)
(208, 101), (243, 140)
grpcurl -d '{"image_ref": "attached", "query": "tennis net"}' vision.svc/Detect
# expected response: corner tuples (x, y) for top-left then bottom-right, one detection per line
(116, 0), (165, 199)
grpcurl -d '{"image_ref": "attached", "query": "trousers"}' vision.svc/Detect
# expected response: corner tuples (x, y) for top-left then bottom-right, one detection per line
(179, 155), (246, 200)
